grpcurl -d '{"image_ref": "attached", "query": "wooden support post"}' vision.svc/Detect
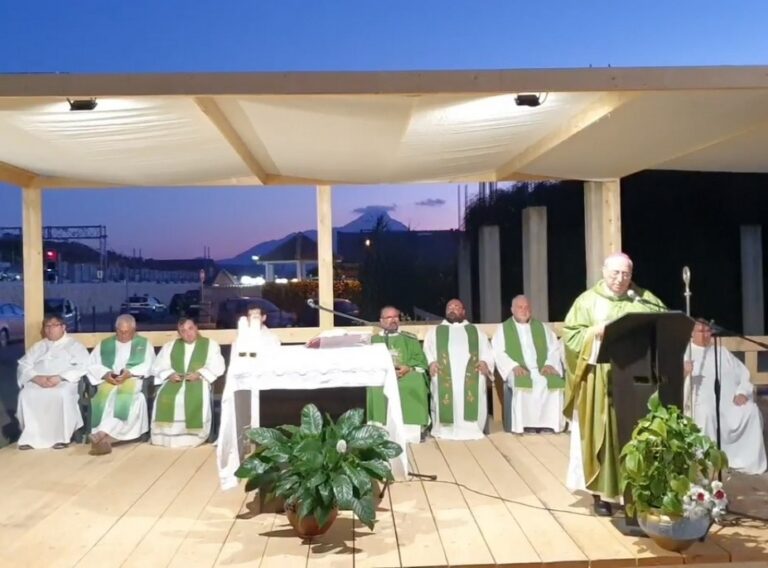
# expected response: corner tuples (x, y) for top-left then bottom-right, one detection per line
(22, 186), (44, 349)
(316, 185), (334, 330)
(584, 180), (621, 287)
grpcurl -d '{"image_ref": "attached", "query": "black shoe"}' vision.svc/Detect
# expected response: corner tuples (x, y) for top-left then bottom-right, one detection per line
(52, 442), (69, 450)
(592, 495), (613, 517)
(18, 444), (33, 451)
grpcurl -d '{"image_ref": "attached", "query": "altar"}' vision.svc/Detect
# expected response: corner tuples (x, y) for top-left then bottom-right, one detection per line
(216, 343), (408, 490)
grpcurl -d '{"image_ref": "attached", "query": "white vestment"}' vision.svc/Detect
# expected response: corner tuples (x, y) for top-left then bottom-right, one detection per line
(423, 320), (494, 440)
(150, 337), (225, 448)
(491, 320), (566, 433)
(686, 343), (767, 474)
(87, 337), (155, 441)
(17, 334), (89, 448)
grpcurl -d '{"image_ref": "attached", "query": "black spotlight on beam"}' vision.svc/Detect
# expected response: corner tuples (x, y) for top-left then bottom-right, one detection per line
(514, 94), (541, 107)
(67, 97), (98, 111)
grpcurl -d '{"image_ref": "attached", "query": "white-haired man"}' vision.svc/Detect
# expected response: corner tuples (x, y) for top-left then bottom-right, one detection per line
(86, 314), (155, 455)
(492, 295), (565, 433)
(562, 253), (665, 515)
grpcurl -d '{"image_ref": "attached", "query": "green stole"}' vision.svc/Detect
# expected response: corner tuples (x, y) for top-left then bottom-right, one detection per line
(154, 337), (210, 430)
(436, 324), (480, 424)
(502, 318), (565, 390)
(91, 335), (148, 428)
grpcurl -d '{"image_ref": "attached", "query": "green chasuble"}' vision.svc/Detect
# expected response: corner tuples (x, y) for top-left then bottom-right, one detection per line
(91, 335), (149, 428)
(436, 324), (480, 424)
(366, 332), (430, 426)
(562, 282), (665, 499)
(154, 337), (210, 430)
(502, 318), (564, 390)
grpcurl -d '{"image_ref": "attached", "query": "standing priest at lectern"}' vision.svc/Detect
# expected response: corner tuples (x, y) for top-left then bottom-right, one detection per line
(562, 253), (666, 516)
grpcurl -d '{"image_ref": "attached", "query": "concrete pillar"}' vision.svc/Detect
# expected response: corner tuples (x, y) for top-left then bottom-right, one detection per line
(478, 225), (502, 323)
(458, 234), (473, 318)
(522, 206), (549, 320)
(740, 225), (764, 334)
(584, 180), (622, 287)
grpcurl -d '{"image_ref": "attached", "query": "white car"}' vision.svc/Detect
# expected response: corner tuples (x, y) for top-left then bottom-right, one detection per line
(0, 303), (24, 347)
(120, 295), (168, 320)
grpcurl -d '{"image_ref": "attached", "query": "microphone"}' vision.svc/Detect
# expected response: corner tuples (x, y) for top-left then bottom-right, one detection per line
(306, 298), (317, 308)
(627, 289), (665, 311)
(682, 266), (691, 287)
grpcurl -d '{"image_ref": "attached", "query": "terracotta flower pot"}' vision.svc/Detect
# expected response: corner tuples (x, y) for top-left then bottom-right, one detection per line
(639, 510), (711, 552)
(285, 503), (338, 538)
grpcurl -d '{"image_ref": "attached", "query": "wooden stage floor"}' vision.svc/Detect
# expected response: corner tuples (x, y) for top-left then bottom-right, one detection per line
(1, 433), (767, 568)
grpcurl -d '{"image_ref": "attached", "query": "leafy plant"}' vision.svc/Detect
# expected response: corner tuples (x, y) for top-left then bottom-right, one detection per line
(235, 404), (403, 530)
(620, 392), (728, 518)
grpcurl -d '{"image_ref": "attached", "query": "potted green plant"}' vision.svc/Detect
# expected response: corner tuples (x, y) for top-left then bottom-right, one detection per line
(235, 403), (403, 537)
(620, 392), (729, 552)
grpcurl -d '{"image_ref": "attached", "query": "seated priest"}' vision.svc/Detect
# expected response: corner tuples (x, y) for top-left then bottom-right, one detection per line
(684, 319), (767, 474)
(86, 314), (155, 455)
(151, 317), (225, 447)
(16, 314), (90, 449)
(492, 295), (566, 433)
(423, 298), (494, 440)
(366, 305), (430, 443)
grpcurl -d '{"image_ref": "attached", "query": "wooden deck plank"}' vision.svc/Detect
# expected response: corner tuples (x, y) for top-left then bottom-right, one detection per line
(306, 510), (355, 568)
(121, 448), (220, 568)
(388, 478), (447, 568)
(0, 444), (140, 551)
(76, 445), (214, 568)
(213, 501), (276, 567)
(518, 434), (687, 566)
(489, 433), (637, 568)
(436, 439), (542, 567)
(167, 485), (247, 568)
(1, 444), (182, 568)
(257, 514), (310, 568)
(409, 441), (496, 567)
(466, 437), (587, 568)
(353, 483), (402, 568)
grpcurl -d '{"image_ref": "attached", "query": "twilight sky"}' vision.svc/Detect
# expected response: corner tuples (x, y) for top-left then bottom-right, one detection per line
(1, 0), (766, 259)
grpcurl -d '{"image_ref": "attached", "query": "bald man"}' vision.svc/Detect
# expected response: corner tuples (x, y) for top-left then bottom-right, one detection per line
(562, 253), (666, 516)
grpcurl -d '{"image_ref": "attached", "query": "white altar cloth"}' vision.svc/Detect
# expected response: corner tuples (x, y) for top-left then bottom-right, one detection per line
(217, 343), (408, 490)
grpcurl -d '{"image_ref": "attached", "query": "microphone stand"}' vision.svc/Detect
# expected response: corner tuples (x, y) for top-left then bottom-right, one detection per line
(306, 300), (438, 487)
(682, 267), (694, 417)
(705, 322), (767, 482)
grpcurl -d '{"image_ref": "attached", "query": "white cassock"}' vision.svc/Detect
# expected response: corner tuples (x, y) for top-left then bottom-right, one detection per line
(150, 338), (226, 448)
(87, 338), (156, 441)
(491, 321), (566, 433)
(17, 334), (89, 448)
(686, 343), (767, 474)
(423, 320), (494, 440)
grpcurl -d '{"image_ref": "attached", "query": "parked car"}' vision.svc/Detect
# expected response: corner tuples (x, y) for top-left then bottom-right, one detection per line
(44, 297), (80, 332)
(299, 298), (363, 326)
(0, 302), (24, 347)
(169, 289), (201, 317)
(216, 297), (297, 329)
(120, 295), (168, 320)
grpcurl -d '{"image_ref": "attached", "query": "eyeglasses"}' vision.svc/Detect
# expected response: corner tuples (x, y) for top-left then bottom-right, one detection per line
(606, 270), (632, 278)
(44, 323), (63, 328)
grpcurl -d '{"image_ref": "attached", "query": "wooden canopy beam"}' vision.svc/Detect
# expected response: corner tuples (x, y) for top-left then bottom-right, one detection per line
(195, 97), (267, 185)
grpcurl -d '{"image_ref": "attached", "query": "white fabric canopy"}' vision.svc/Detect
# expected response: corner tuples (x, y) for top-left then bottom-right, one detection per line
(3, 67), (768, 187)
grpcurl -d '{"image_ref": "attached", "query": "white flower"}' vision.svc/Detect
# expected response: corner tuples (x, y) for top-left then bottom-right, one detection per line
(336, 439), (347, 454)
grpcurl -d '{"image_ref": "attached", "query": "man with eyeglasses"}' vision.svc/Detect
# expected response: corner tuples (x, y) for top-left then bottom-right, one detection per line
(683, 319), (766, 474)
(366, 306), (429, 443)
(16, 314), (89, 449)
(562, 253), (665, 516)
